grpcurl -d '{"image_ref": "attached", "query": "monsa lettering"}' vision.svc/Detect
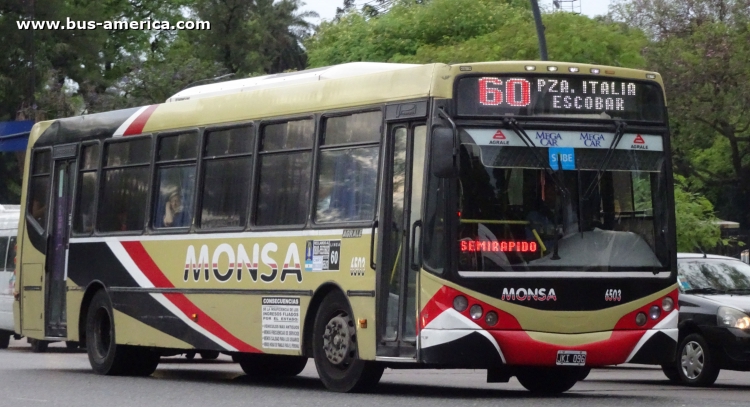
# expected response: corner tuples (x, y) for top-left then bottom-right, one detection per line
(501, 287), (557, 301)
(183, 242), (303, 284)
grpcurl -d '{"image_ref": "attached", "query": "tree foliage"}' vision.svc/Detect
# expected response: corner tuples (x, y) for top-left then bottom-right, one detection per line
(306, 0), (647, 67)
(673, 175), (723, 252)
(610, 0), (750, 228)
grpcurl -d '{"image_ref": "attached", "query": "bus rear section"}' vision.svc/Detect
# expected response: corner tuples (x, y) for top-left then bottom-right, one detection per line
(414, 64), (678, 391)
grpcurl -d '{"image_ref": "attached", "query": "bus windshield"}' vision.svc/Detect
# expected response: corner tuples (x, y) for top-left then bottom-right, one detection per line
(457, 127), (670, 273)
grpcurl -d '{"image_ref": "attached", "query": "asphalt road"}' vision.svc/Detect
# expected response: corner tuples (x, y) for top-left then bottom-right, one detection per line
(2, 337), (750, 407)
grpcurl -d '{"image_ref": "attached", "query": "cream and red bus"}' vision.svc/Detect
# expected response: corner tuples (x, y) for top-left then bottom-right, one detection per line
(14, 61), (678, 393)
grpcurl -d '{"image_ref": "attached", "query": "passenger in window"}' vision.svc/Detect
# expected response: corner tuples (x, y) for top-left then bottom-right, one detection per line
(316, 182), (334, 219)
(31, 198), (46, 224)
(163, 189), (189, 227)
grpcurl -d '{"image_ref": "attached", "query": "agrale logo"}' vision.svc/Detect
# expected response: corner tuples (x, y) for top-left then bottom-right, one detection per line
(489, 130), (510, 145)
(631, 134), (648, 150)
(501, 287), (557, 301)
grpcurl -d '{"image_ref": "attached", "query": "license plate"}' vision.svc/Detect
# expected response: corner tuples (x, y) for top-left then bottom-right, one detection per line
(556, 350), (586, 366)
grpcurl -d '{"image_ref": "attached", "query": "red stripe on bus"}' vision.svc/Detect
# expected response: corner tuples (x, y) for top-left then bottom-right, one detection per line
(120, 241), (260, 353)
(123, 105), (158, 136)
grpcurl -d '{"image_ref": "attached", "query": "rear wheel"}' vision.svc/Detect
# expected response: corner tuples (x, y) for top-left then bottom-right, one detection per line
(85, 290), (159, 376)
(312, 291), (383, 392)
(65, 341), (80, 350)
(199, 351), (220, 360)
(185, 351), (196, 360)
(676, 333), (720, 387)
(0, 331), (10, 349)
(237, 354), (308, 377)
(29, 339), (48, 353)
(516, 367), (579, 394)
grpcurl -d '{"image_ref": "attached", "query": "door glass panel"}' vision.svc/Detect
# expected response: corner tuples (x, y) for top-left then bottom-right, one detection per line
(0, 237), (8, 272)
(403, 125), (426, 339)
(47, 161), (73, 336)
(384, 127), (407, 340)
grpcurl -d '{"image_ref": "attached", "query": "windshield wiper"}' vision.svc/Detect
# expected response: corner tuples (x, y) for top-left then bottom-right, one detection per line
(583, 120), (627, 200)
(684, 287), (726, 294)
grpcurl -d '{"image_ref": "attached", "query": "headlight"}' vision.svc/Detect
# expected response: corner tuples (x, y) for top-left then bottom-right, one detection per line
(717, 306), (750, 329)
(453, 296), (468, 312)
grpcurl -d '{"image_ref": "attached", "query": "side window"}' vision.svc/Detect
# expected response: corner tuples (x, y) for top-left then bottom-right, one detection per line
(97, 138), (152, 232)
(256, 119), (314, 226)
(6, 236), (16, 271)
(28, 149), (52, 229)
(74, 144), (100, 234)
(315, 111), (381, 223)
(200, 125), (253, 229)
(153, 132), (198, 229)
(0, 237), (7, 272)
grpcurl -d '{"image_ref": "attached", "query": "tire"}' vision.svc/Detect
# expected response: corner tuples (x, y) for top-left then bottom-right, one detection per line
(661, 364), (680, 382)
(0, 332), (10, 349)
(185, 351), (196, 360)
(29, 339), (49, 353)
(237, 354), (308, 377)
(85, 290), (159, 376)
(676, 333), (720, 387)
(66, 341), (80, 350)
(312, 291), (383, 393)
(577, 367), (591, 381)
(516, 367), (579, 394)
(199, 351), (220, 360)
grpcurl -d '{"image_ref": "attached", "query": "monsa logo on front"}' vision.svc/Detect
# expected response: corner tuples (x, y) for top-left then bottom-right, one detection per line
(501, 287), (557, 301)
(184, 243), (303, 284)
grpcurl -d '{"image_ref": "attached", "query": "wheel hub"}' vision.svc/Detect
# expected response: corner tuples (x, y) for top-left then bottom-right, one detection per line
(323, 314), (355, 366)
(680, 340), (704, 379)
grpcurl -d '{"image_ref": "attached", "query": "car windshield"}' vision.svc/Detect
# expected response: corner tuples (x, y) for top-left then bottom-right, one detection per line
(678, 258), (750, 292)
(457, 127), (671, 272)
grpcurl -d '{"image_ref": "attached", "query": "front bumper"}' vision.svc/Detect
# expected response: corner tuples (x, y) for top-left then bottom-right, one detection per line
(419, 328), (678, 367)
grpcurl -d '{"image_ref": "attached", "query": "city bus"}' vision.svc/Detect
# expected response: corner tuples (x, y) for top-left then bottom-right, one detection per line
(14, 61), (678, 393)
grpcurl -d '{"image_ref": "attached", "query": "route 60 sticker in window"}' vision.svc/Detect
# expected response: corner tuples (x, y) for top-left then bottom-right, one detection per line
(304, 240), (341, 272)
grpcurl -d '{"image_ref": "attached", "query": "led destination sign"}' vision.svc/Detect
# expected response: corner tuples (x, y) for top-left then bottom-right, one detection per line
(456, 75), (665, 122)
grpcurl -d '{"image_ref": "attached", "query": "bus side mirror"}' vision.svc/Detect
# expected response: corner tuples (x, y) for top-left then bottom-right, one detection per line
(431, 127), (457, 178)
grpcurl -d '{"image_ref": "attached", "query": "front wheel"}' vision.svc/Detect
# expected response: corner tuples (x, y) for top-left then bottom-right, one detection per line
(676, 333), (720, 386)
(313, 291), (383, 392)
(86, 290), (159, 376)
(516, 367), (579, 394)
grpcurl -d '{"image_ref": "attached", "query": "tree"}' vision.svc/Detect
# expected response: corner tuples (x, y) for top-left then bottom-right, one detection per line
(189, 0), (316, 76)
(306, 0), (647, 68)
(673, 175), (723, 252)
(610, 0), (750, 228)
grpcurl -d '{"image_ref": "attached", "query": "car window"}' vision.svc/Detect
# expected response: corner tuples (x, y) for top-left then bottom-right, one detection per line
(678, 258), (750, 291)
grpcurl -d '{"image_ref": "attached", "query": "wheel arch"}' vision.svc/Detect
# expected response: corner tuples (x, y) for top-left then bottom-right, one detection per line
(303, 282), (350, 357)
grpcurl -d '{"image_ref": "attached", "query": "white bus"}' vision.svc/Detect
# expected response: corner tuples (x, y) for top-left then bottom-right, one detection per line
(0, 204), (19, 348)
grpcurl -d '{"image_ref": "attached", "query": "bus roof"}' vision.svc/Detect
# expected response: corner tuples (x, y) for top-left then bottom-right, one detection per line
(28, 60), (664, 149)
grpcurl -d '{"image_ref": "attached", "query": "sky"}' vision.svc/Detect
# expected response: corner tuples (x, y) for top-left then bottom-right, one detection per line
(301, 0), (612, 24)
